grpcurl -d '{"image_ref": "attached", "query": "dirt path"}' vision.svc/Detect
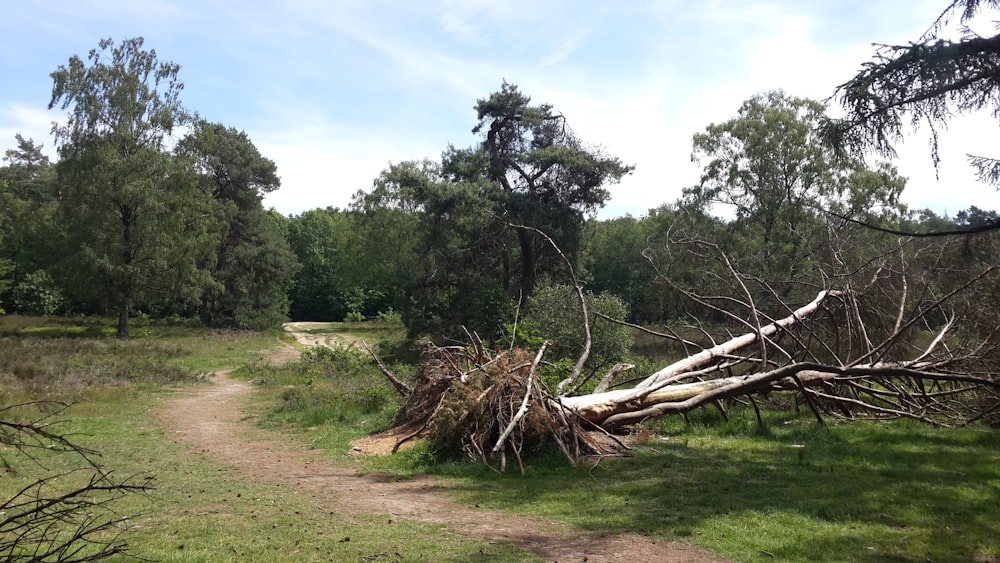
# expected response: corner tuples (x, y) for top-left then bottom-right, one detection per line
(157, 325), (727, 562)
(282, 321), (367, 349)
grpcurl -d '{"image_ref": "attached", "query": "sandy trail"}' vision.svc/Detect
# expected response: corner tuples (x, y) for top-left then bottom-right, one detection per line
(156, 324), (726, 562)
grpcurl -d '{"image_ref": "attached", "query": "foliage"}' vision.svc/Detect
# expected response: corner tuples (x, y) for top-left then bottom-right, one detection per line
(0, 135), (60, 314)
(376, 308), (402, 323)
(581, 215), (654, 320)
(685, 91), (906, 300)
(470, 82), (634, 300)
(1, 134), (53, 202)
(9, 270), (64, 316)
(48, 37), (215, 337)
(243, 344), (401, 449)
(827, 1), (1000, 187)
(354, 83), (632, 340)
(515, 284), (633, 390)
(175, 120), (299, 330)
(286, 208), (351, 321)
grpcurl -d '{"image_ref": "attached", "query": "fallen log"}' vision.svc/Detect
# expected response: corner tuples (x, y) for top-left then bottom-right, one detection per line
(561, 290), (842, 424)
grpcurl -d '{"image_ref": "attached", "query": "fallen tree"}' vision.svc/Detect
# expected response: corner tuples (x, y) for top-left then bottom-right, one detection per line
(370, 233), (1000, 472)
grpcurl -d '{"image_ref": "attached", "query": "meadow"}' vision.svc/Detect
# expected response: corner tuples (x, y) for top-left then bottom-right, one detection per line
(2, 315), (998, 562)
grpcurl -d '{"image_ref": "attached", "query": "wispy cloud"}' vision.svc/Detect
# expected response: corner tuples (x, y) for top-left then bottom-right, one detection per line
(2, 0), (996, 219)
(0, 104), (62, 159)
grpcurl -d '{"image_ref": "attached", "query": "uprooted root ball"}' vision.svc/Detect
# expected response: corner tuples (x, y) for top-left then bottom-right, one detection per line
(392, 344), (625, 472)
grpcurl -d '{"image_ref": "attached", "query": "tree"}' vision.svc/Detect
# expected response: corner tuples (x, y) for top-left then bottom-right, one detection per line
(176, 120), (298, 329)
(518, 284), (633, 389)
(286, 207), (359, 321)
(825, 0), (1000, 232)
(48, 37), (211, 336)
(352, 85), (634, 339)
(470, 82), (634, 300)
(685, 91), (906, 299)
(581, 215), (654, 321)
(0, 136), (63, 314)
(388, 160), (514, 338)
(2, 134), (54, 202)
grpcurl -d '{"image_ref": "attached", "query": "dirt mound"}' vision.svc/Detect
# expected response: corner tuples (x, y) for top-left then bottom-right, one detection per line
(348, 425), (423, 456)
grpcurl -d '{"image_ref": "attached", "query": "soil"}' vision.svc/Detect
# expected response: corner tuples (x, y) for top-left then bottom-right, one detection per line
(156, 324), (728, 563)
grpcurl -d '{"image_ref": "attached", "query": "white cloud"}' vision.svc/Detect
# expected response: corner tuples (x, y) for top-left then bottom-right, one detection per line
(4, 0), (997, 221)
(0, 104), (60, 159)
(255, 117), (439, 214)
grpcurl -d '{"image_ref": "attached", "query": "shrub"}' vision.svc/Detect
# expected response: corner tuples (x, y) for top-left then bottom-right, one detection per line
(516, 285), (633, 379)
(376, 308), (402, 323)
(10, 270), (64, 316)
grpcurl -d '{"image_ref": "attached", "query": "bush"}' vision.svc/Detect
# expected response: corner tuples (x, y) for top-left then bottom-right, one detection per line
(10, 270), (64, 316)
(514, 285), (633, 379)
(376, 308), (402, 323)
(265, 346), (401, 433)
(301, 345), (373, 378)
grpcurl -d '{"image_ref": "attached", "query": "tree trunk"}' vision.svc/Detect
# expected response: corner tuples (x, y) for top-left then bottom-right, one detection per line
(560, 290), (840, 424)
(517, 227), (536, 301)
(117, 302), (130, 338)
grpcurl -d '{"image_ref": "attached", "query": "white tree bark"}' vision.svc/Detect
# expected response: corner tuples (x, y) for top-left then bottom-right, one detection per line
(560, 290), (841, 424)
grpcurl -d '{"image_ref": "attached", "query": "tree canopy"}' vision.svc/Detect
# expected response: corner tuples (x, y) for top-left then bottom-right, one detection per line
(48, 37), (206, 336)
(0, 37), (298, 333)
(826, 1), (1000, 199)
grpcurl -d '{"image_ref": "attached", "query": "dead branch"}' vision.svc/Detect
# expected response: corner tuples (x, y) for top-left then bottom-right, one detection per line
(0, 402), (153, 562)
(593, 362), (635, 394)
(638, 289), (843, 390)
(510, 223), (591, 396)
(362, 340), (413, 396)
(493, 343), (547, 455)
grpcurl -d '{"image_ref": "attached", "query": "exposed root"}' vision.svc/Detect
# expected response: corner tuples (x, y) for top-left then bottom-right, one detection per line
(389, 342), (626, 472)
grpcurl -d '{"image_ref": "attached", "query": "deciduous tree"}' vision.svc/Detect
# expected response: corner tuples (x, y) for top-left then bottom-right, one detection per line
(48, 37), (212, 336)
(686, 91), (906, 299)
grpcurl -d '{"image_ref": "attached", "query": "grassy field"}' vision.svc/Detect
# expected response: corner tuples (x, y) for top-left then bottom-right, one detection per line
(250, 331), (1000, 563)
(425, 412), (1000, 562)
(3, 315), (999, 562)
(0, 316), (527, 562)
(263, 368), (1000, 562)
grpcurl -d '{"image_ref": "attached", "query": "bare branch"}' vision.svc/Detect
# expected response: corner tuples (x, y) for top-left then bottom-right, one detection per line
(362, 340), (413, 397)
(509, 223), (591, 396)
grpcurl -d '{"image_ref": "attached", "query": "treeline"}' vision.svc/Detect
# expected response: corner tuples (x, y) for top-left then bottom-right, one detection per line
(2, 37), (998, 345)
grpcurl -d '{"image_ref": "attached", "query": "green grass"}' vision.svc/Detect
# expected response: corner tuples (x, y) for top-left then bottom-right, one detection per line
(2, 393), (530, 562)
(406, 409), (1000, 562)
(229, 323), (1000, 562)
(6, 316), (1000, 562)
(234, 345), (403, 454)
(0, 318), (531, 562)
(246, 345), (1000, 561)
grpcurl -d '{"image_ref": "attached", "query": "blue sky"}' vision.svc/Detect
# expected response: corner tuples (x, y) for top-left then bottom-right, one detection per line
(2, 0), (998, 218)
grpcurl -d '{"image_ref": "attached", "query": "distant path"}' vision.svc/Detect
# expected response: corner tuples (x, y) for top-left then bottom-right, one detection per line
(156, 323), (727, 563)
(282, 321), (365, 349)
